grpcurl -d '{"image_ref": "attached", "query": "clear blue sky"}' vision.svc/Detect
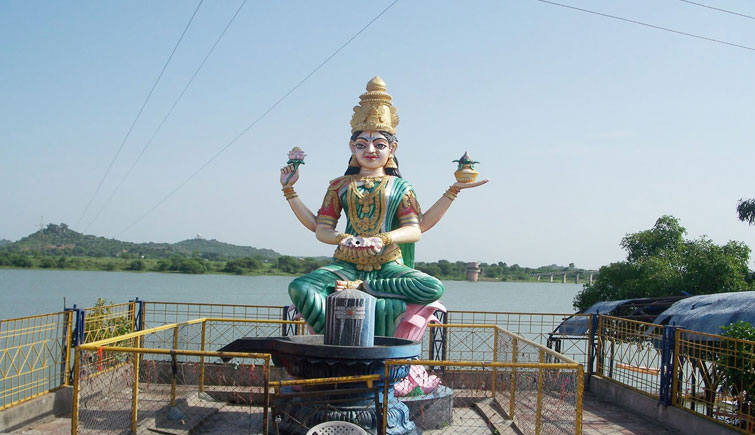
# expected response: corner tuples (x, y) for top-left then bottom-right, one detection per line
(1, 0), (754, 269)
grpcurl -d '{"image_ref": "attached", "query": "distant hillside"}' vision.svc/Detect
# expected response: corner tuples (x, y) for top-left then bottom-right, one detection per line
(2, 223), (280, 260)
(0, 239), (10, 247)
(173, 238), (278, 260)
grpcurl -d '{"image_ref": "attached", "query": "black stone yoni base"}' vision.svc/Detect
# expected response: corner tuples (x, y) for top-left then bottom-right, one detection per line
(219, 335), (422, 434)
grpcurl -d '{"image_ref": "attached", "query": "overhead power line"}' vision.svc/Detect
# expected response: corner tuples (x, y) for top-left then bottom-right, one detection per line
(85, 0), (247, 232)
(678, 0), (755, 21)
(535, 0), (755, 52)
(117, 0), (401, 236)
(75, 0), (205, 228)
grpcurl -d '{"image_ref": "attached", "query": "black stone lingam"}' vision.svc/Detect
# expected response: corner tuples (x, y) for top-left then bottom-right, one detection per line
(218, 289), (420, 434)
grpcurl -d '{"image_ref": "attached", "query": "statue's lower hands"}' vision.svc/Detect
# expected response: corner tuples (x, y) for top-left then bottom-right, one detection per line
(363, 237), (384, 255)
(279, 164), (299, 187)
(340, 236), (383, 256)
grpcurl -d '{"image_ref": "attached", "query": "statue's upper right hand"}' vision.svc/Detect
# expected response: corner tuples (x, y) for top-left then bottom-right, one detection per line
(280, 164), (299, 187)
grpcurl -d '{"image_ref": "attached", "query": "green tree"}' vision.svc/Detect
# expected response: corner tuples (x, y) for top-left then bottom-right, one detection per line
(127, 259), (145, 271)
(437, 260), (452, 276)
(737, 199), (755, 225)
(11, 255), (33, 268)
(718, 321), (755, 429)
(574, 216), (753, 310)
(178, 258), (206, 274)
(277, 256), (301, 274)
(416, 263), (441, 278)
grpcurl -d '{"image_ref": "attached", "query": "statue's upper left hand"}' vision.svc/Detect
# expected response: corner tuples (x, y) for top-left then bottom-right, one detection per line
(280, 164), (300, 187)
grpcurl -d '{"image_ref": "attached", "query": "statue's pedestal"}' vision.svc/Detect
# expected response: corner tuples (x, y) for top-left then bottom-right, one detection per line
(273, 388), (417, 435)
(399, 386), (454, 430)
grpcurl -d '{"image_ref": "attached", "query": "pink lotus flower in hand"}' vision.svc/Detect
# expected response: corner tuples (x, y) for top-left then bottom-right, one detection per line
(288, 147), (306, 162)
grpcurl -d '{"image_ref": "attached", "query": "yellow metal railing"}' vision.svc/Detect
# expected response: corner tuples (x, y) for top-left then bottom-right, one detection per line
(445, 311), (591, 365)
(3, 299), (750, 434)
(0, 311), (73, 410)
(595, 315), (663, 398)
(388, 325), (583, 435)
(81, 301), (136, 344)
(141, 301), (286, 329)
(72, 318), (276, 435)
(674, 328), (755, 433)
(70, 318), (582, 435)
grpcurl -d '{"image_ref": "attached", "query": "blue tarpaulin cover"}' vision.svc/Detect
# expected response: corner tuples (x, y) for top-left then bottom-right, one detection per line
(653, 291), (755, 335)
(554, 300), (630, 335)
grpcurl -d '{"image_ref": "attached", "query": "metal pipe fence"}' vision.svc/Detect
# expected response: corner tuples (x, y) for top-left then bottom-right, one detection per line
(72, 320), (273, 435)
(386, 325), (583, 435)
(70, 319), (583, 434)
(141, 302), (285, 329)
(674, 328), (755, 433)
(595, 315), (664, 398)
(594, 316), (755, 434)
(4, 299), (755, 434)
(445, 311), (591, 366)
(0, 311), (73, 410)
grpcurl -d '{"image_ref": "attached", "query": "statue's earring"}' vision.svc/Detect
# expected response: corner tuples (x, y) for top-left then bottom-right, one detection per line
(348, 155), (360, 168)
(385, 155), (397, 169)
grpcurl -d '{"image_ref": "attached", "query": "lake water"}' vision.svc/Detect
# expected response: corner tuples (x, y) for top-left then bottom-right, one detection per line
(0, 269), (583, 319)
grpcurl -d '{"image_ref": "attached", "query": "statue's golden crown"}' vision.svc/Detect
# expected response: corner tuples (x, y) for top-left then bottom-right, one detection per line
(350, 76), (399, 135)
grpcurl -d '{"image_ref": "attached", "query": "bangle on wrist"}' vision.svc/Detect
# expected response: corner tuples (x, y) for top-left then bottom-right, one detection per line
(336, 233), (351, 243)
(443, 187), (458, 201)
(282, 186), (297, 200)
(376, 232), (393, 246)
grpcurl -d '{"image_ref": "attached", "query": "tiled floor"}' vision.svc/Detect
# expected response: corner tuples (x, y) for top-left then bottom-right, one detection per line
(582, 391), (680, 434)
(13, 391), (682, 434)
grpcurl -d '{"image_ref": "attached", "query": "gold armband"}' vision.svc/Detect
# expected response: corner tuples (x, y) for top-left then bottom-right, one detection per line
(282, 186), (297, 200)
(376, 232), (393, 246)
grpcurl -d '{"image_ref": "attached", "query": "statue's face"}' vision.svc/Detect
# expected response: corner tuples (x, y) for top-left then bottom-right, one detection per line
(349, 131), (396, 171)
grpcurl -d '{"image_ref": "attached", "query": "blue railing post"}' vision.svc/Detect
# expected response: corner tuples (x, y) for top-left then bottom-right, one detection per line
(282, 305), (299, 336)
(129, 297), (144, 331)
(61, 306), (74, 386)
(587, 313), (599, 387)
(659, 325), (677, 405)
(429, 309), (448, 374)
(67, 304), (86, 384)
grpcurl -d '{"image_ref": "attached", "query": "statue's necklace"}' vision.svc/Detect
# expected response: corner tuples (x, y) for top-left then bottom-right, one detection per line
(347, 176), (389, 235)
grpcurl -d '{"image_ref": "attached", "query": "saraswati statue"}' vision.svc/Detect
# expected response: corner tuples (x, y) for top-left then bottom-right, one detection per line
(279, 76), (487, 338)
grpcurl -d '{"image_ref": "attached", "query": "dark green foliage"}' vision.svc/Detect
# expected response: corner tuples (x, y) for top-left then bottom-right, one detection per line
(574, 216), (754, 310)
(172, 238), (278, 260)
(720, 321), (755, 394)
(177, 258), (206, 274)
(719, 321), (755, 428)
(127, 259), (145, 271)
(416, 263), (442, 278)
(223, 257), (263, 274)
(277, 256), (301, 274)
(738, 199), (755, 226)
(85, 298), (132, 342)
(414, 259), (577, 281)
(10, 254), (33, 267)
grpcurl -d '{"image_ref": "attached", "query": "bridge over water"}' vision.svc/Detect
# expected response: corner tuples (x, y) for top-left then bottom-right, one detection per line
(530, 269), (599, 284)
